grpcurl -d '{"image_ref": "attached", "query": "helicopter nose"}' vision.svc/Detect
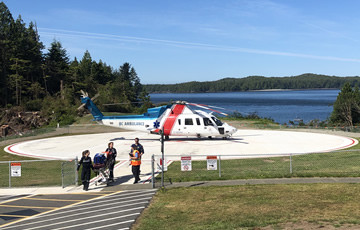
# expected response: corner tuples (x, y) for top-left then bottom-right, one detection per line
(226, 126), (237, 135)
(232, 127), (237, 134)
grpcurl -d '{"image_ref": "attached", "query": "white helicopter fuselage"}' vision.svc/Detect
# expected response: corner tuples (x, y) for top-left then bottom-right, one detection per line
(81, 96), (237, 139)
(99, 103), (237, 138)
(101, 117), (156, 132)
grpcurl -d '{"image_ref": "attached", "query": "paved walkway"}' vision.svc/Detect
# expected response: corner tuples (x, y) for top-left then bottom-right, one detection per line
(0, 189), (156, 230)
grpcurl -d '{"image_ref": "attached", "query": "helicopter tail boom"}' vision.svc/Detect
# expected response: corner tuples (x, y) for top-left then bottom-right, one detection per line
(80, 96), (104, 121)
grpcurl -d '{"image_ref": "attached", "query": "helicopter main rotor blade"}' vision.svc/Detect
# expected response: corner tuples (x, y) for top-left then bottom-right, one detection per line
(188, 103), (228, 116)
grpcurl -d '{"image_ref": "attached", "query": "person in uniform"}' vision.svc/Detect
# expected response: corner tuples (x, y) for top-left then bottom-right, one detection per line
(130, 149), (141, 183)
(77, 150), (94, 191)
(130, 137), (144, 181)
(105, 142), (117, 182)
(131, 138), (144, 157)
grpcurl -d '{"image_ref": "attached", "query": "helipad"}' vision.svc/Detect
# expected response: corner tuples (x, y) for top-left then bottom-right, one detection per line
(5, 130), (357, 160)
(3, 130), (358, 185)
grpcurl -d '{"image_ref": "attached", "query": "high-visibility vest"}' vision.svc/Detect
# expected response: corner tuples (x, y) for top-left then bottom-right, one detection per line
(131, 151), (141, 166)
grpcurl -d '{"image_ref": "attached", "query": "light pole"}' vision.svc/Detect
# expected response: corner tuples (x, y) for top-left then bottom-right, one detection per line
(160, 127), (165, 188)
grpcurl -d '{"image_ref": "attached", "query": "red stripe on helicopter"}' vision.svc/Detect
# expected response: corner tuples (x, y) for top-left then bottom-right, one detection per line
(163, 104), (185, 135)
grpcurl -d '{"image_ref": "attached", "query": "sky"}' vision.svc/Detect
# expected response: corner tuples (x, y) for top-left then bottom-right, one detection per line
(3, 0), (360, 84)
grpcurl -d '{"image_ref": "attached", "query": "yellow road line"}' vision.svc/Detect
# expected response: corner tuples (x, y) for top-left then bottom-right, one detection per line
(0, 214), (29, 218)
(49, 192), (114, 195)
(22, 197), (83, 202)
(0, 190), (124, 228)
(0, 204), (56, 209)
(0, 194), (36, 205)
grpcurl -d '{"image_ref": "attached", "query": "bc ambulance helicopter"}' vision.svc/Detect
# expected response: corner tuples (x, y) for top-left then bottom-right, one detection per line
(80, 92), (237, 140)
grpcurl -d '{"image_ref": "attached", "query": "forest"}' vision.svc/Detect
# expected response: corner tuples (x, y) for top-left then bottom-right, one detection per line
(145, 74), (360, 93)
(0, 2), (150, 130)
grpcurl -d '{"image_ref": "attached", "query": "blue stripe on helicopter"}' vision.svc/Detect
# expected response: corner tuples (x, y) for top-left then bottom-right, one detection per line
(102, 115), (156, 120)
(101, 105), (171, 120)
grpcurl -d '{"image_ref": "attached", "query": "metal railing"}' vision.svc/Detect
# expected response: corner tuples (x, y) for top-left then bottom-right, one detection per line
(151, 149), (360, 188)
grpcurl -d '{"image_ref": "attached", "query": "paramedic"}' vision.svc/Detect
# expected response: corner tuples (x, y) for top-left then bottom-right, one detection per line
(130, 150), (141, 184)
(105, 142), (117, 182)
(131, 138), (144, 157)
(77, 150), (94, 191)
(130, 137), (144, 180)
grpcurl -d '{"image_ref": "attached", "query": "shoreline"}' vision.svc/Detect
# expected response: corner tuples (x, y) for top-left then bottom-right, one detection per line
(249, 88), (338, 92)
(149, 88), (339, 94)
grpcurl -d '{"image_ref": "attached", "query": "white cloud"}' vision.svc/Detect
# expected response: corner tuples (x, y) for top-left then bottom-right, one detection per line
(39, 27), (360, 63)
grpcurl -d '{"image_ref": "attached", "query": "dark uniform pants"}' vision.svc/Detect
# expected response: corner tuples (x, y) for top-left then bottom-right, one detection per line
(81, 169), (91, 190)
(108, 160), (115, 179)
(132, 165), (140, 182)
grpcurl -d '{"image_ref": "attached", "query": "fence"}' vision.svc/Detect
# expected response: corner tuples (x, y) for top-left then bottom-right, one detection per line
(0, 158), (78, 188)
(151, 149), (360, 188)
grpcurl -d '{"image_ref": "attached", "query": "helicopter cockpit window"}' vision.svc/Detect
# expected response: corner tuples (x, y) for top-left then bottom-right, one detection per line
(185, 118), (193, 125)
(211, 116), (223, 126)
(203, 118), (213, 126)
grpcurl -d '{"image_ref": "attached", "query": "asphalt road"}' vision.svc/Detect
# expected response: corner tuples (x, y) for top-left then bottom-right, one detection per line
(0, 189), (156, 230)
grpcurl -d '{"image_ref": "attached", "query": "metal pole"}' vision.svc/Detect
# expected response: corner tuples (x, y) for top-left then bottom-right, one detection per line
(151, 154), (155, 188)
(61, 162), (65, 188)
(75, 157), (78, 186)
(290, 153), (293, 174)
(161, 128), (165, 188)
(8, 161), (11, 188)
(218, 155), (221, 178)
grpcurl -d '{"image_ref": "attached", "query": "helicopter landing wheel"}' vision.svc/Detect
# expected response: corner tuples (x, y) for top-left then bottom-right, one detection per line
(208, 136), (212, 139)
(165, 135), (170, 140)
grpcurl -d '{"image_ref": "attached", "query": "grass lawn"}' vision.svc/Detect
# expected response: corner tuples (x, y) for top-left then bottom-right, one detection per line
(157, 139), (360, 183)
(134, 184), (360, 230)
(0, 146), (75, 187)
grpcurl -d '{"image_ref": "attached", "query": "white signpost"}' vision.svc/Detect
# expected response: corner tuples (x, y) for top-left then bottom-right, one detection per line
(207, 156), (217, 170)
(11, 162), (21, 177)
(181, 156), (192, 171)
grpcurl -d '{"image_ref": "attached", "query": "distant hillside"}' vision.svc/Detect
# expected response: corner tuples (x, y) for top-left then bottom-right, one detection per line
(145, 74), (360, 93)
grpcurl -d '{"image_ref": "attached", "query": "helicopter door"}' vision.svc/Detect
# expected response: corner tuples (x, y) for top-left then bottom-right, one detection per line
(203, 118), (216, 135)
(183, 118), (195, 135)
(174, 118), (183, 134)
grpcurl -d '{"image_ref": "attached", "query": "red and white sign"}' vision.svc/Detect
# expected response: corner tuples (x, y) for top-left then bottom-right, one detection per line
(207, 156), (217, 170)
(181, 156), (192, 171)
(159, 158), (168, 171)
(11, 162), (21, 177)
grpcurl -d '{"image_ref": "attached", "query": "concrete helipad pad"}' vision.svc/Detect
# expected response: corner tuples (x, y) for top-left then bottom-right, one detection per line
(5, 130), (357, 160)
(4, 130), (357, 185)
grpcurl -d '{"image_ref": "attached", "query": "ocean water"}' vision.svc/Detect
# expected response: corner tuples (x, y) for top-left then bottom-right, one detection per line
(149, 89), (340, 124)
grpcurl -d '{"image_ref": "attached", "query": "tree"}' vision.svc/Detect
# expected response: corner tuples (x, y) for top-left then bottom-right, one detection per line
(330, 83), (360, 127)
(44, 40), (69, 96)
(0, 2), (14, 106)
(79, 50), (97, 95)
(9, 57), (30, 105)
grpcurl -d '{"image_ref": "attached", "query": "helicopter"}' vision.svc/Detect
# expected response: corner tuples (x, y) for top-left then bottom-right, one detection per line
(80, 92), (237, 140)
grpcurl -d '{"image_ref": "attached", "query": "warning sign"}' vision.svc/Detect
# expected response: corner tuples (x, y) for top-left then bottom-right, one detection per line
(207, 156), (217, 170)
(181, 156), (192, 171)
(11, 162), (21, 177)
(158, 158), (168, 171)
